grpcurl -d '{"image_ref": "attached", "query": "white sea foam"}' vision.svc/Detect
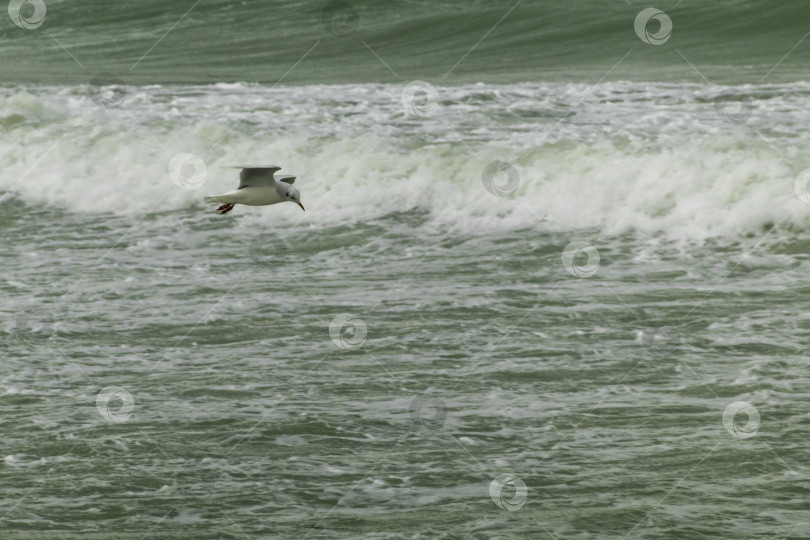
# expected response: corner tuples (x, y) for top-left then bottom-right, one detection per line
(2, 82), (809, 240)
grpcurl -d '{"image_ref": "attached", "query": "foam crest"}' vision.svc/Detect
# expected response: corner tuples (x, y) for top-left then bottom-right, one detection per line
(1, 83), (808, 241)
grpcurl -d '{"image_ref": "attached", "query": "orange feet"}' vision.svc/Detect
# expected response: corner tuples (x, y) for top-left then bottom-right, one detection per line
(217, 203), (235, 214)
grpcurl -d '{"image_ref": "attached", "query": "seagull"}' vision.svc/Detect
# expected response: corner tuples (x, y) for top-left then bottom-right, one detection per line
(204, 166), (304, 215)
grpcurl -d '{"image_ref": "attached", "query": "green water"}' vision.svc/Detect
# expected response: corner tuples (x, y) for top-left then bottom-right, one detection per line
(4, 1), (810, 538)
(2, 0), (810, 85)
(6, 204), (810, 538)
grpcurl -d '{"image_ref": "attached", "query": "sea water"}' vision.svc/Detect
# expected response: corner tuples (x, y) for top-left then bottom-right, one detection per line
(3, 1), (810, 538)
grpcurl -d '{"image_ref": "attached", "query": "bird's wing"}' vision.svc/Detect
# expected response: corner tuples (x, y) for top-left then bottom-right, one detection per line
(237, 166), (282, 189)
(276, 175), (296, 185)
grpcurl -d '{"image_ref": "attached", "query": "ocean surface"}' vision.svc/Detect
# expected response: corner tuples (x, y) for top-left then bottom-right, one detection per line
(4, 1), (810, 539)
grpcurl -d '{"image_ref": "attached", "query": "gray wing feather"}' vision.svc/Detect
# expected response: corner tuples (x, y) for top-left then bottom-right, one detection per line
(276, 175), (296, 185)
(237, 166), (281, 189)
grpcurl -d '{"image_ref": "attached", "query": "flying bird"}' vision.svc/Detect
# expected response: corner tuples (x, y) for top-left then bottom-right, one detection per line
(204, 166), (304, 215)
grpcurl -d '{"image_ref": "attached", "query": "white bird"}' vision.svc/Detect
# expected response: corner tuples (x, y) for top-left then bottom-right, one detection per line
(203, 166), (304, 215)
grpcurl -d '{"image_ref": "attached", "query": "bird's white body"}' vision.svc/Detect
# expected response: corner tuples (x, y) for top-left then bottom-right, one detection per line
(203, 166), (304, 214)
(206, 186), (284, 206)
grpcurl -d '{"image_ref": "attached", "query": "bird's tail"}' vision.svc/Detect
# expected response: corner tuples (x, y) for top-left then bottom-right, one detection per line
(204, 195), (226, 204)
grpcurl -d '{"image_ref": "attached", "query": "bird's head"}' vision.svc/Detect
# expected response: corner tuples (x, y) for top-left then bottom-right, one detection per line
(285, 187), (304, 211)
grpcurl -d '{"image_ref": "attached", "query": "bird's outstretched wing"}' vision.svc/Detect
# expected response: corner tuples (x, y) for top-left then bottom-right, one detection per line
(236, 166), (282, 189)
(276, 175), (296, 185)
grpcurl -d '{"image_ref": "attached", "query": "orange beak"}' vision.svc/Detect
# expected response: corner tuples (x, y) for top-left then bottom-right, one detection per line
(296, 201), (305, 211)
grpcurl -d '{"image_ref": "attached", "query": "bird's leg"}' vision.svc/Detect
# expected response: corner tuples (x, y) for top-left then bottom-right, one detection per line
(218, 203), (235, 215)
